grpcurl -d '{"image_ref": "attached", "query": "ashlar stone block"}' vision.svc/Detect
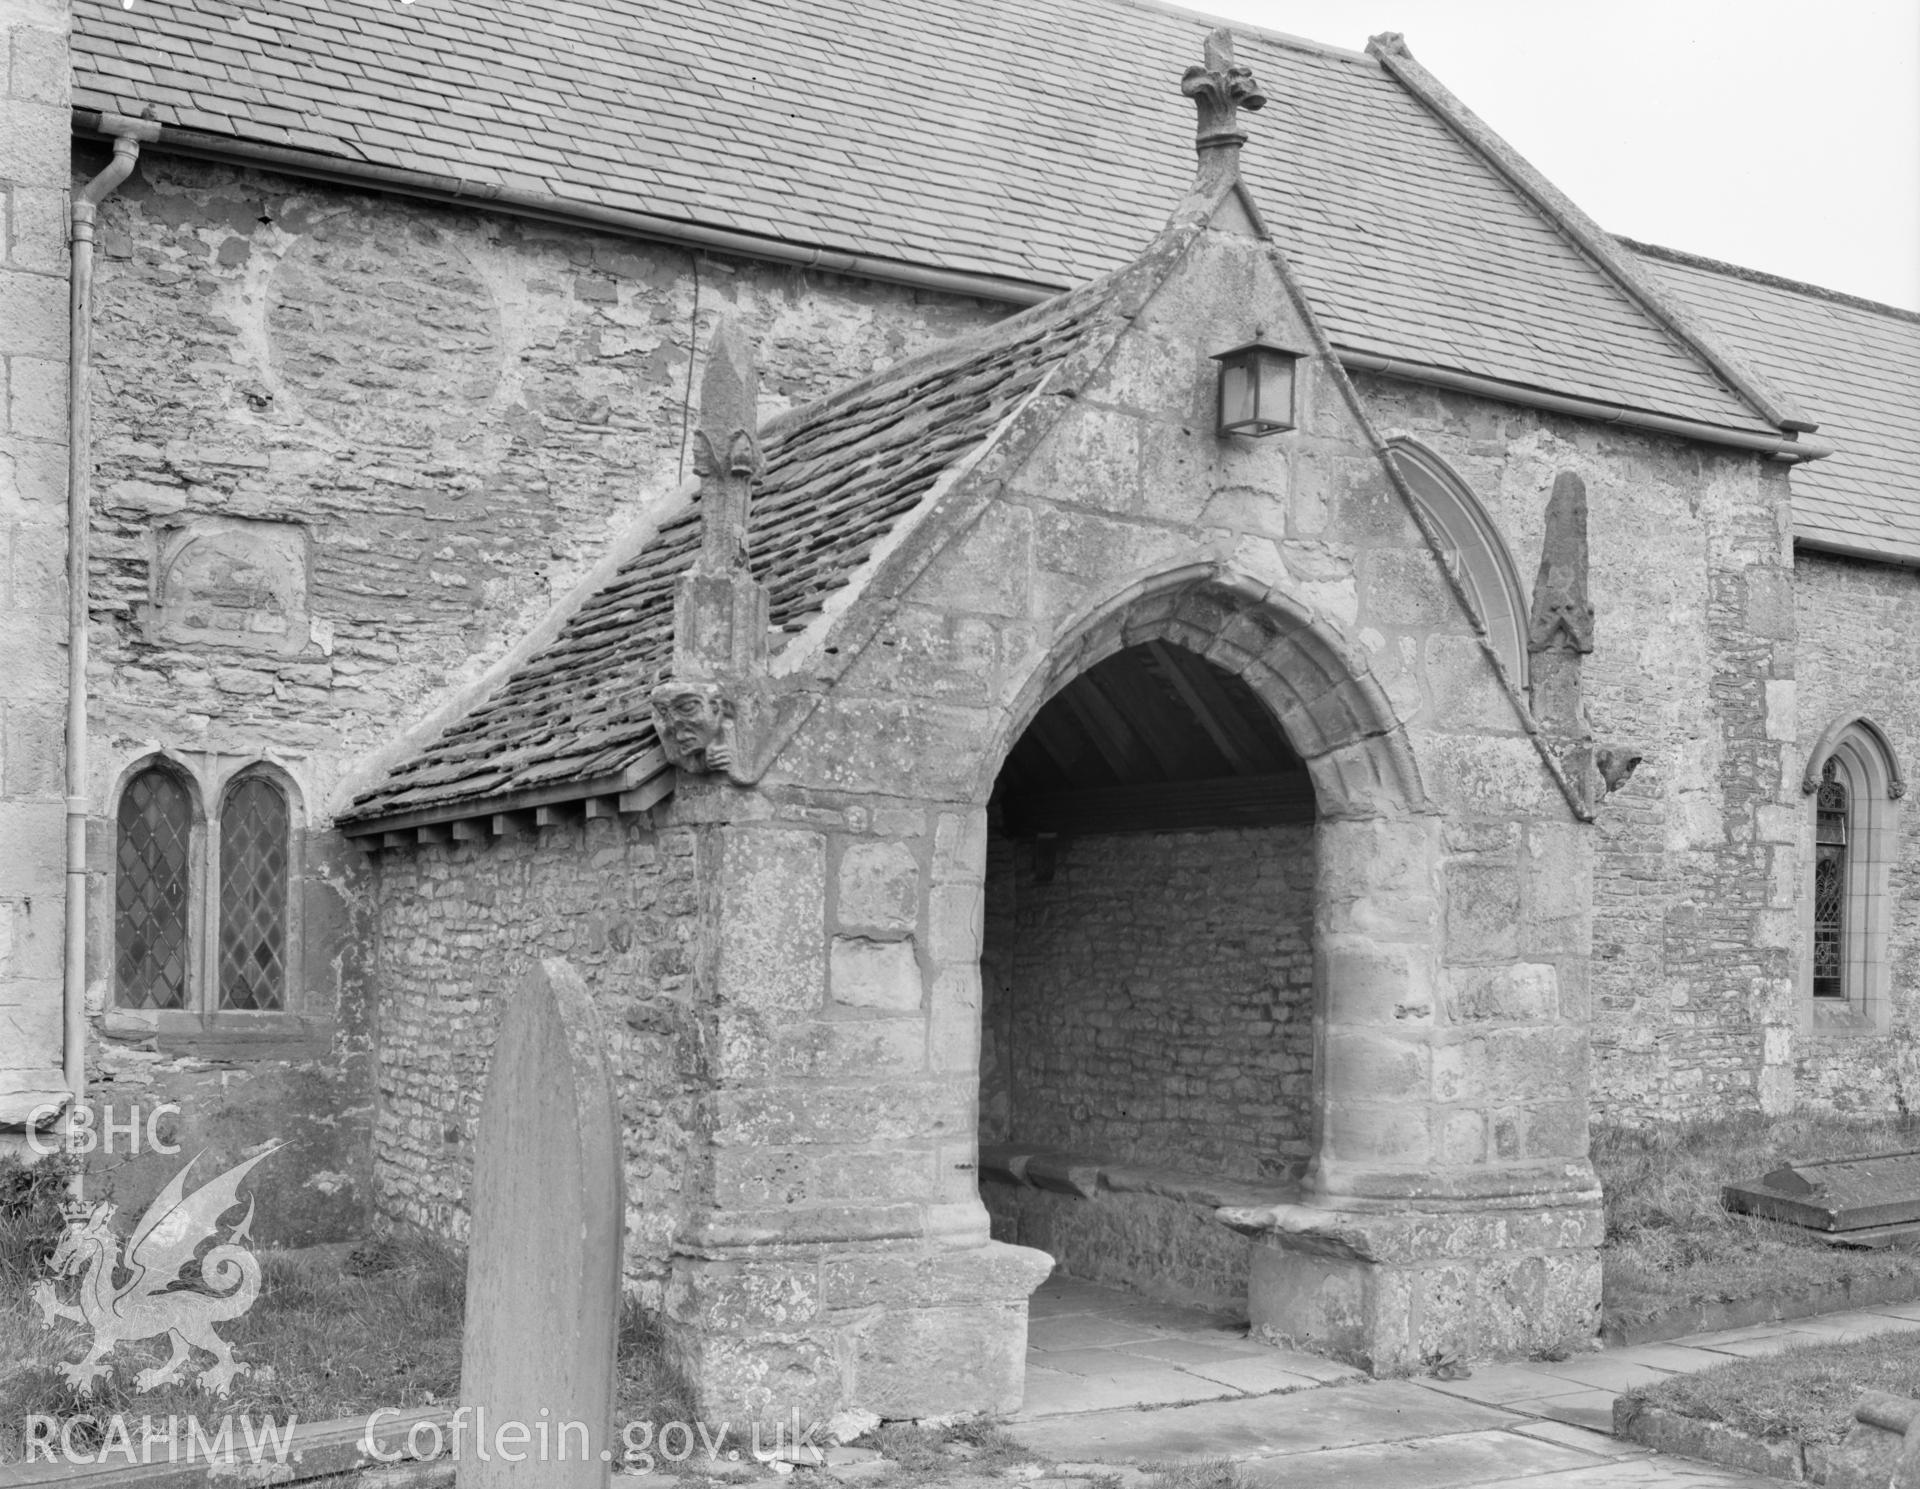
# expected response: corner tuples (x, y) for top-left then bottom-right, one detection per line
(1323, 937), (1434, 1025)
(718, 828), (825, 1016)
(829, 935), (922, 1013)
(851, 1302), (1030, 1417)
(1444, 862), (1522, 960)
(836, 840), (919, 933)
(1443, 963), (1559, 1023)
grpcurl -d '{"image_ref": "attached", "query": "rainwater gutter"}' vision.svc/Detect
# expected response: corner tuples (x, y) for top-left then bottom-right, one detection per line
(70, 112), (1062, 309)
(1795, 535), (1920, 571)
(65, 112), (160, 1118)
(1337, 351), (1833, 464)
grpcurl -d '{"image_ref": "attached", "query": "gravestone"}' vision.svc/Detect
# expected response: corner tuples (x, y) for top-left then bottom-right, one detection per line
(458, 959), (624, 1487)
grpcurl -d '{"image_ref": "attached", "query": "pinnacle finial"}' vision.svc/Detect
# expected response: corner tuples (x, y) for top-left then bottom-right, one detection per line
(691, 316), (762, 569)
(1180, 28), (1266, 156)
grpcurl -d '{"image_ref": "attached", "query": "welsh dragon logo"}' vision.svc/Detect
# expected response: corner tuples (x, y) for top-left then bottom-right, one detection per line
(33, 1145), (281, 1396)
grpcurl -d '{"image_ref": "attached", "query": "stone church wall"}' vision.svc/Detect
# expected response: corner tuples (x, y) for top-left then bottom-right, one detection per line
(1790, 550), (1920, 1112)
(79, 145), (1003, 819)
(0, 0), (73, 1136)
(68, 144), (1003, 1222)
(979, 824), (1315, 1180)
(1350, 374), (1798, 1123)
(370, 816), (701, 1305)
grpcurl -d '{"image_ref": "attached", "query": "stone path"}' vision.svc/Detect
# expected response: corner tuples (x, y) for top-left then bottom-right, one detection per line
(1009, 1280), (1920, 1487)
(1020, 1276), (1362, 1418)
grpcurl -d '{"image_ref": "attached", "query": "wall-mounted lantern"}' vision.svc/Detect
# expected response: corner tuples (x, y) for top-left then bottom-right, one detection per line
(1212, 337), (1306, 436)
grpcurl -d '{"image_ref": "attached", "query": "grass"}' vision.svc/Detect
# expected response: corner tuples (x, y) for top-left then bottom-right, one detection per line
(0, 1151), (694, 1466)
(853, 1418), (1040, 1483)
(1593, 1111), (1920, 1332)
(1, 1228), (465, 1462)
(1127, 1461), (1240, 1489)
(1624, 1329), (1920, 1446)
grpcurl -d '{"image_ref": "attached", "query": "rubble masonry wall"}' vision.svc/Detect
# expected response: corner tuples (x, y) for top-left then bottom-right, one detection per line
(979, 823), (1315, 1180)
(371, 815), (701, 1306)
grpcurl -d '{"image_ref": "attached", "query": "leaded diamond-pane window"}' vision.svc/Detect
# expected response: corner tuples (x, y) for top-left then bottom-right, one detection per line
(219, 777), (289, 1011)
(115, 768), (192, 1010)
(1813, 758), (1849, 1001)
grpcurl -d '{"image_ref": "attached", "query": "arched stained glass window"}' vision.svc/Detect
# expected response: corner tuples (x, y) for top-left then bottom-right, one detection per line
(219, 775), (290, 1011)
(115, 766), (193, 1009)
(1812, 757), (1849, 1001)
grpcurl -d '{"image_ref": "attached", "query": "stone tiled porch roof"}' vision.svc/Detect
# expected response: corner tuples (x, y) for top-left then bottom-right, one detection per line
(74, 0), (1783, 439)
(341, 279), (1117, 822)
(1630, 243), (1920, 566)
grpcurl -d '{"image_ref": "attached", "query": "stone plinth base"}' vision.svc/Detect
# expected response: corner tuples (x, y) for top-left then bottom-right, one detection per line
(665, 1238), (1054, 1421)
(1238, 1202), (1602, 1373)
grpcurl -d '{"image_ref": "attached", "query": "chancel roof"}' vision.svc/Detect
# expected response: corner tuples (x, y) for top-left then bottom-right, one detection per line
(343, 281), (1115, 821)
(1630, 244), (1920, 566)
(75, 0), (1781, 439)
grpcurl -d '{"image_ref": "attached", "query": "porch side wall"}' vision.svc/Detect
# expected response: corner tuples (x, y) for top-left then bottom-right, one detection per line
(370, 816), (701, 1306)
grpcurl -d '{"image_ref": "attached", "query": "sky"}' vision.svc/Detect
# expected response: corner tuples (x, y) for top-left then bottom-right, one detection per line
(1185, 0), (1920, 311)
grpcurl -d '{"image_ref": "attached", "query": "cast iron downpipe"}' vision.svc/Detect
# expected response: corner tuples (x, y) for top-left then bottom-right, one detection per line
(64, 113), (159, 1121)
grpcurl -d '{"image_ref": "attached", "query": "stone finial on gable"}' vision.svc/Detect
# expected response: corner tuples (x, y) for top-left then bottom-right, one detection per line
(1527, 472), (1593, 746)
(691, 316), (763, 570)
(1527, 472), (1595, 657)
(1181, 29), (1267, 158)
(1526, 472), (1641, 811)
(654, 315), (770, 782)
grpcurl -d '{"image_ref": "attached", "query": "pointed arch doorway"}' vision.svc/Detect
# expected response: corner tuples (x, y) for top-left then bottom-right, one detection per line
(978, 636), (1316, 1313)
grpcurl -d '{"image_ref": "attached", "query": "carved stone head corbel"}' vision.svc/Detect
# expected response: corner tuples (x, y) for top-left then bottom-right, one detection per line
(649, 678), (737, 777)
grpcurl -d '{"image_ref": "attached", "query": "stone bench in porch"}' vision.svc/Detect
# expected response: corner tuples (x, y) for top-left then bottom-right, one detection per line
(979, 1142), (1299, 1323)
(981, 1143), (1602, 1374)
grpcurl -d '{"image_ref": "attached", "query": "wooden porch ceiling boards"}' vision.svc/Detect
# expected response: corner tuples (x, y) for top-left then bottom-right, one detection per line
(995, 643), (1314, 836)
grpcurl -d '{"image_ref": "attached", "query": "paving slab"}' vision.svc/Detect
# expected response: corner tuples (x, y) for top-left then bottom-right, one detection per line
(1079, 1296), (1250, 1330)
(1691, 1333), (1829, 1360)
(1506, 1419), (1656, 1459)
(1015, 1364), (1237, 1419)
(1490, 1459), (1773, 1486)
(1771, 1307), (1920, 1341)
(1522, 1355), (1684, 1393)
(1417, 1364), (1604, 1407)
(1237, 1428), (1598, 1489)
(1028, 1280), (1124, 1317)
(1603, 1345), (1735, 1374)
(1030, 1348), (1226, 1381)
(1175, 1354), (1339, 1395)
(1029, 1316), (1168, 1351)
(1864, 1298), (1920, 1322)
(1506, 1389), (1622, 1433)
(1009, 1381), (1522, 1462)
(1125, 1336), (1275, 1366)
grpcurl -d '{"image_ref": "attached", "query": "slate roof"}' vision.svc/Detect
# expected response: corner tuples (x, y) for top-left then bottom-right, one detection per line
(1630, 243), (1920, 565)
(74, 0), (1776, 437)
(344, 281), (1113, 821)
